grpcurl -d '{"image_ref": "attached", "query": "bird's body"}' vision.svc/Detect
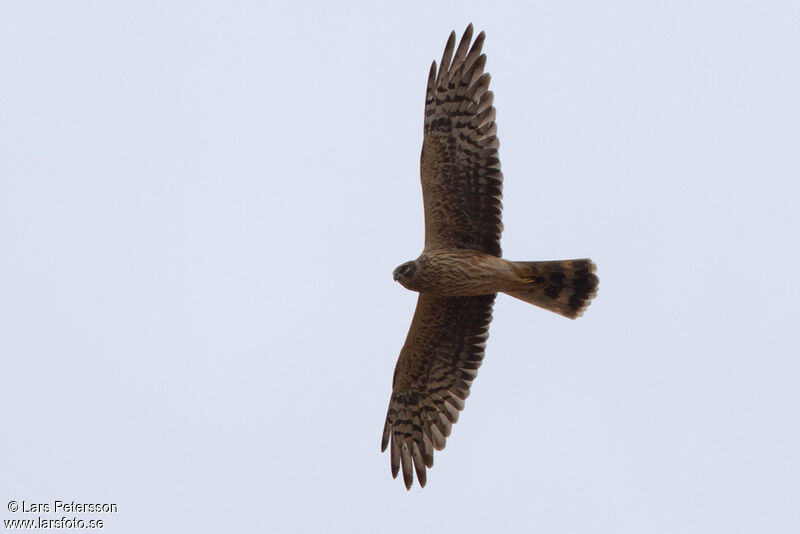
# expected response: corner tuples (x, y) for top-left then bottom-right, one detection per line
(382, 24), (599, 489)
(397, 250), (516, 295)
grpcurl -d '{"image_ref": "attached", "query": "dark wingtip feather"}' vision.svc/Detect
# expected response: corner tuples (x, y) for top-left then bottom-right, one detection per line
(380, 420), (390, 452)
(437, 32), (456, 83)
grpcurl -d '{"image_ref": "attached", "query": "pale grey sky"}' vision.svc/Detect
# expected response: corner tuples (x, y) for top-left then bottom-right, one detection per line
(2, 1), (799, 532)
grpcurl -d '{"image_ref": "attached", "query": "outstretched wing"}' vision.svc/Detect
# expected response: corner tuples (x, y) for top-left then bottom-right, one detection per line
(421, 24), (504, 257)
(381, 293), (495, 489)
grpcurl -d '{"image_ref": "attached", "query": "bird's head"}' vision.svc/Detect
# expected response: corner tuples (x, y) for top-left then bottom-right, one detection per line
(393, 260), (418, 288)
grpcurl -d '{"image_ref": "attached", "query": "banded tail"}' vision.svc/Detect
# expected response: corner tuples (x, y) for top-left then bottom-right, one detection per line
(505, 259), (599, 319)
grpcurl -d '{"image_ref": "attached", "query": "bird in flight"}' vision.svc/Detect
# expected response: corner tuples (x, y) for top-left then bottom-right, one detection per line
(381, 24), (599, 489)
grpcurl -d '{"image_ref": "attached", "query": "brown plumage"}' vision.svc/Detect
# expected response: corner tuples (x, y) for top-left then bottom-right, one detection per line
(382, 24), (599, 489)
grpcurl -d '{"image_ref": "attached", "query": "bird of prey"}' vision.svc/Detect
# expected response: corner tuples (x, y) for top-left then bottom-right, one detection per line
(381, 24), (599, 489)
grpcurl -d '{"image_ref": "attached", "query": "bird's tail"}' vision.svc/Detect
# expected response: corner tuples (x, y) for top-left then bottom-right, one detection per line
(504, 259), (598, 319)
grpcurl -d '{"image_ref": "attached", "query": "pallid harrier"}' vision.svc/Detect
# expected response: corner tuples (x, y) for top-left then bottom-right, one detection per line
(381, 24), (599, 489)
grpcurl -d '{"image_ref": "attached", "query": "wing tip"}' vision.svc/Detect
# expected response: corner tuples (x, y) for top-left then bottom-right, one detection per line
(463, 22), (474, 37)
